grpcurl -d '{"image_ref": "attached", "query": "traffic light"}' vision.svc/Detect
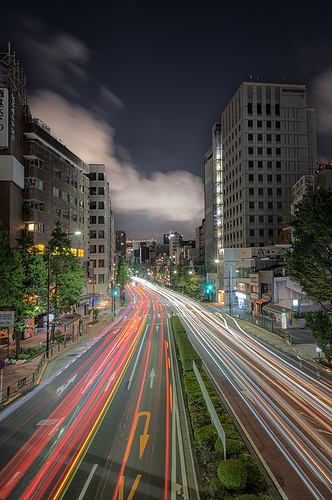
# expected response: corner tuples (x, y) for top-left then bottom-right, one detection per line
(114, 290), (118, 296)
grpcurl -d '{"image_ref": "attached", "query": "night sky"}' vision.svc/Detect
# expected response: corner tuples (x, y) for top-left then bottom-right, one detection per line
(1, 1), (332, 241)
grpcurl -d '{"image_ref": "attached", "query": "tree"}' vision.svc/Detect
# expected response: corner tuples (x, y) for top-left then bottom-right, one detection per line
(116, 256), (130, 305)
(47, 222), (85, 338)
(285, 190), (332, 359)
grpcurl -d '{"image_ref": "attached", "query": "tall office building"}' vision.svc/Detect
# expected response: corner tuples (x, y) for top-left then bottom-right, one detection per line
(205, 81), (317, 260)
(88, 164), (113, 302)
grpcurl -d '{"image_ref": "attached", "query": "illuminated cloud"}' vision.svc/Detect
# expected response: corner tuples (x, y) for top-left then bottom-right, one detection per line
(29, 91), (204, 237)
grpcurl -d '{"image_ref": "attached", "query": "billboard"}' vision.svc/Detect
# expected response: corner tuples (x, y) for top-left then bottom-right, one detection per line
(0, 88), (8, 148)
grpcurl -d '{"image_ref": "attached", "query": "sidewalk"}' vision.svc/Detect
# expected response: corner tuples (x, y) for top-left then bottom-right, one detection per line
(0, 305), (123, 408)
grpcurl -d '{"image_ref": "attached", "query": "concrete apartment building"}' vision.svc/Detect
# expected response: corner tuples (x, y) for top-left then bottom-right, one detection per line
(88, 164), (114, 304)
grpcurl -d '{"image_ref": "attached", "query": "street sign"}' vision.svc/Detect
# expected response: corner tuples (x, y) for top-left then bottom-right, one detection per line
(0, 311), (15, 328)
(0, 360), (5, 370)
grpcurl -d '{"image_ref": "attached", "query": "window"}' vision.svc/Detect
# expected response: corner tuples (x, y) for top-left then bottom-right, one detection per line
(53, 187), (61, 198)
(90, 201), (96, 209)
(275, 104), (280, 115)
(249, 160), (254, 168)
(71, 196), (77, 205)
(258, 174), (263, 182)
(267, 134), (272, 142)
(257, 121), (262, 128)
(248, 147), (254, 155)
(257, 134), (262, 141)
(249, 202), (254, 209)
(248, 134), (253, 141)
(250, 229), (255, 236)
(267, 175), (272, 182)
(72, 214), (77, 222)
(276, 148), (281, 155)
(98, 216), (105, 224)
(267, 148), (272, 155)
(268, 188), (273, 195)
(98, 259), (105, 267)
(79, 185), (84, 192)
(79, 200), (84, 208)
(276, 121), (280, 129)
(90, 245), (96, 253)
(258, 188), (263, 195)
(98, 245), (105, 253)
(266, 120), (271, 128)
(249, 188), (254, 195)
(98, 201), (105, 209)
(266, 103), (271, 115)
(63, 175), (69, 184)
(98, 173), (105, 180)
(249, 174), (254, 182)
(54, 207), (61, 217)
(90, 187), (96, 195)
(71, 179), (77, 188)
(257, 103), (262, 115)
(268, 202), (273, 209)
(259, 215), (264, 223)
(98, 230), (105, 238)
(276, 161), (281, 169)
(53, 169), (61, 179)
(258, 147), (262, 155)
(276, 175), (282, 182)
(276, 134), (281, 142)
(268, 215), (273, 223)
(62, 191), (69, 202)
(248, 120), (253, 127)
(267, 161), (272, 168)
(89, 172), (97, 180)
(62, 211), (69, 219)
(277, 188), (282, 196)
(277, 201), (282, 209)
(79, 216), (84, 224)
(248, 103), (253, 114)
(259, 229), (264, 236)
(249, 215), (254, 223)
(90, 216), (97, 224)
(98, 274), (105, 284)
(98, 187), (104, 195)
(268, 229), (274, 237)
(258, 161), (263, 168)
(258, 202), (263, 209)
(90, 230), (96, 238)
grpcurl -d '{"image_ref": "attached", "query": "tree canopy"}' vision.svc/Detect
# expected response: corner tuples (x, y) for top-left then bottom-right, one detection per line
(285, 189), (332, 362)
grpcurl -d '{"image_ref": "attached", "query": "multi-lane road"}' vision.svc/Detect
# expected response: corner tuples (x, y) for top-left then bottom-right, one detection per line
(0, 279), (331, 500)
(0, 282), (198, 500)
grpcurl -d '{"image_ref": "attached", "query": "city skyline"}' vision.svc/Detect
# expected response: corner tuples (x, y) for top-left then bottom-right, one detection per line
(1, 1), (332, 240)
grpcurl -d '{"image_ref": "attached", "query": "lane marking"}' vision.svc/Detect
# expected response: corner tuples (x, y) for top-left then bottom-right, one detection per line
(78, 463), (98, 500)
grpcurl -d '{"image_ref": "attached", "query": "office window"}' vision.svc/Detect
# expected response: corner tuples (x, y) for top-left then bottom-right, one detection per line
(258, 201), (263, 209)
(53, 169), (61, 179)
(71, 179), (77, 188)
(89, 172), (97, 180)
(62, 211), (69, 219)
(79, 216), (84, 224)
(249, 174), (254, 182)
(258, 161), (263, 168)
(90, 216), (97, 224)
(90, 187), (96, 195)
(257, 134), (262, 141)
(276, 148), (281, 155)
(248, 147), (253, 155)
(276, 134), (281, 142)
(277, 188), (282, 196)
(248, 120), (253, 127)
(276, 175), (282, 182)
(258, 188), (263, 195)
(248, 103), (253, 114)
(90, 245), (96, 253)
(259, 229), (264, 236)
(257, 103), (262, 115)
(257, 121), (262, 128)
(258, 147), (263, 155)
(258, 175), (263, 182)
(267, 134), (272, 142)
(62, 191), (69, 202)
(277, 201), (282, 209)
(72, 214), (77, 222)
(98, 230), (105, 238)
(98, 259), (105, 267)
(98, 201), (105, 209)
(98, 187), (104, 195)
(267, 120), (271, 128)
(90, 201), (97, 209)
(267, 175), (272, 182)
(267, 161), (272, 168)
(259, 215), (264, 223)
(276, 161), (281, 168)
(276, 121), (280, 129)
(266, 103), (271, 115)
(250, 229), (255, 236)
(98, 173), (105, 180)
(249, 202), (254, 209)
(275, 104), (280, 115)
(249, 160), (254, 168)
(268, 188), (273, 195)
(249, 215), (254, 223)
(98, 274), (105, 284)
(99, 245), (105, 253)
(249, 188), (254, 195)
(98, 216), (105, 224)
(90, 230), (96, 238)
(268, 229), (274, 237)
(248, 133), (253, 141)
(267, 148), (272, 155)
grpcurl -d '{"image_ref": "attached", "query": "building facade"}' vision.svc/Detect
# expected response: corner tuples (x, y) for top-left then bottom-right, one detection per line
(88, 164), (113, 304)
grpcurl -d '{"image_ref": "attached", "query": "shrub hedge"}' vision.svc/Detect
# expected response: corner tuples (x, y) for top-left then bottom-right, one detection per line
(171, 315), (272, 500)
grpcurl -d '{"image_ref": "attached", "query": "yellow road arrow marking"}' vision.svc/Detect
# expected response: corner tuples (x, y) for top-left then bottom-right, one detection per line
(124, 411), (151, 462)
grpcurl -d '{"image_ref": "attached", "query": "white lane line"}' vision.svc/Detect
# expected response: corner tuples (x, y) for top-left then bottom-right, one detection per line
(127, 325), (149, 390)
(78, 463), (98, 500)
